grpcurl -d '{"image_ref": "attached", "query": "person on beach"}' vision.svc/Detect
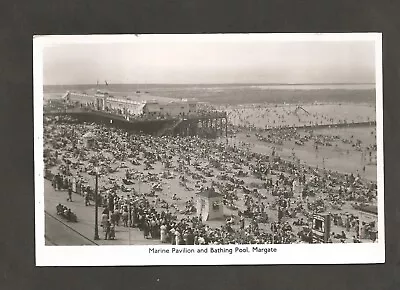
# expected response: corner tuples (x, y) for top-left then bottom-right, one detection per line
(239, 216), (245, 230)
(122, 209), (129, 227)
(67, 185), (72, 202)
(52, 175), (57, 190)
(143, 219), (150, 239)
(109, 224), (115, 240)
(170, 228), (176, 245)
(54, 173), (61, 191)
(104, 220), (111, 240)
(101, 209), (109, 232)
(160, 224), (167, 243)
(345, 215), (351, 232)
(63, 176), (69, 191)
(84, 191), (90, 206)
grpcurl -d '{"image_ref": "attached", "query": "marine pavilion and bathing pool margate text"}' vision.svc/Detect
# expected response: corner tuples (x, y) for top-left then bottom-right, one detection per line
(148, 246), (278, 254)
(34, 33), (384, 266)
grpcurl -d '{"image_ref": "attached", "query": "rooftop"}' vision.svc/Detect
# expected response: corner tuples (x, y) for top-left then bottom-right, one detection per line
(82, 132), (96, 139)
(197, 188), (222, 198)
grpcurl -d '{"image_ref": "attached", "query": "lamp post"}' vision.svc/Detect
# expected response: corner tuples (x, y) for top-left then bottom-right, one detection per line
(128, 200), (132, 227)
(128, 201), (132, 245)
(94, 166), (100, 240)
(128, 204), (131, 245)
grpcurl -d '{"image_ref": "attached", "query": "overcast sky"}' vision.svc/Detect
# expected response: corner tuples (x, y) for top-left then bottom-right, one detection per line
(43, 39), (376, 85)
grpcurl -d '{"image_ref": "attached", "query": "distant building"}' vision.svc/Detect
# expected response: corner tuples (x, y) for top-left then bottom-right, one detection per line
(142, 99), (198, 118)
(142, 100), (161, 117)
(64, 90), (199, 119)
(67, 91), (96, 106)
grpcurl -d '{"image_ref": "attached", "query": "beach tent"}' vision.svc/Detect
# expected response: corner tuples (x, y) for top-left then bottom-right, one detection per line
(82, 132), (96, 148)
(196, 188), (224, 222)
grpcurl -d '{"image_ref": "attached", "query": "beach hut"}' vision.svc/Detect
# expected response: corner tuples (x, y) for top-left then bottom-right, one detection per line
(82, 132), (96, 149)
(196, 188), (224, 222)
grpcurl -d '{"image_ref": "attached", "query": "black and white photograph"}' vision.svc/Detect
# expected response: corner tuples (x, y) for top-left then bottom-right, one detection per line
(34, 34), (384, 266)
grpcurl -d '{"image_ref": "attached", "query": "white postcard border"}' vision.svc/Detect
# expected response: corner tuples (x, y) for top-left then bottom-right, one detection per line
(34, 33), (385, 266)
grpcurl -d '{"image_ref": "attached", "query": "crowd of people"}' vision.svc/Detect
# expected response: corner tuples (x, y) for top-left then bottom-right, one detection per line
(56, 203), (77, 222)
(44, 110), (378, 244)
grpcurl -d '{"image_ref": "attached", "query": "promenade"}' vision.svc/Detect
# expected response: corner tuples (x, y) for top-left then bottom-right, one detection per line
(44, 180), (162, 246)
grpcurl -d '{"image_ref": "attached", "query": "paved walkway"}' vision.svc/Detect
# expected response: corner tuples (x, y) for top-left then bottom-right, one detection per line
(45, 212), (96, 246)
(44, 180), (161, 245)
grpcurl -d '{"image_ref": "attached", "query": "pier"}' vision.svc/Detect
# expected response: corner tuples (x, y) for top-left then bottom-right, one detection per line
(44, 107), (228, 137)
